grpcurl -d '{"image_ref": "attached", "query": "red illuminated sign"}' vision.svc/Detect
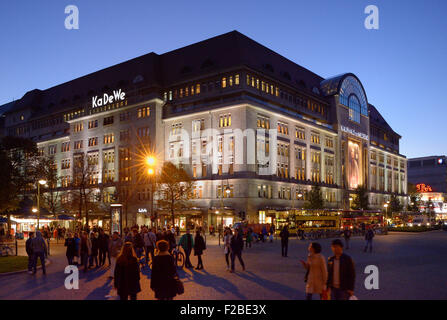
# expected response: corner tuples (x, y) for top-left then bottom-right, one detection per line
(416, 184), (433, 192)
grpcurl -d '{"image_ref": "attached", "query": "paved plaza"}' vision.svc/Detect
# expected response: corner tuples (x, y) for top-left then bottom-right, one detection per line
(1, 230), (447, 300)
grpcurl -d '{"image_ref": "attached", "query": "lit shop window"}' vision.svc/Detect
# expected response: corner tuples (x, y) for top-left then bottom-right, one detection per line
(219, 114), (231, 128)
(137, 106), (150, 118)
(103, 133), (115, 144)
(259, 210), (266, 223)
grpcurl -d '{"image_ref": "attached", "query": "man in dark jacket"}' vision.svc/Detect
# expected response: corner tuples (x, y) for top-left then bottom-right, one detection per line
(230, 228), (245, 272)
(364, 228), (374, 253)
(343, 228), (352, 249)
(26, 232), (34, 274)
(31, 231), (48, 275)
(279, 226), (289, 257)
(98, 229), (110, 266)
(327, 239), (355, 300)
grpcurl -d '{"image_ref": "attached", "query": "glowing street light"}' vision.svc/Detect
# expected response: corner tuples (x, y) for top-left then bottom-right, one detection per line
(36, 179), (47, 230)
(38, 179), (47, 185)
(147, 168), (154, 175)
(145, 156), (156, 166)
(32, 208), (38, 213)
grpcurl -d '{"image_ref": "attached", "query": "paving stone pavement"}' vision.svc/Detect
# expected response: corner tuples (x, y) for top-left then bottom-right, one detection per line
(1, 230), (447, 300)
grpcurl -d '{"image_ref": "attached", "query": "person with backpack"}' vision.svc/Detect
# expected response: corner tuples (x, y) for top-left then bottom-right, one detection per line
(31, 231), (48, 275)
(178, 229), (194, 268)
(364, 228), (375, 253)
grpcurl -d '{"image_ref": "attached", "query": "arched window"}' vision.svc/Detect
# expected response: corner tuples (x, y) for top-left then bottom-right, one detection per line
(348, 94), (361, 123)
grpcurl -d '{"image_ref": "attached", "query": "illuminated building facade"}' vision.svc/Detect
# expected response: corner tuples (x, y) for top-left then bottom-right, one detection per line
(1, 31), (408, 228)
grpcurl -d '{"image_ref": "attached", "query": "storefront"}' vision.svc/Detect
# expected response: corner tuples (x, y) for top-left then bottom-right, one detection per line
(208, 207), (235, 230)
(157, 208), (204, 231)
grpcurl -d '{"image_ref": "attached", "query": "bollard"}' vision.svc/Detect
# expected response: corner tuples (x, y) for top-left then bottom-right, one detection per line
(15, 239), (18, 256)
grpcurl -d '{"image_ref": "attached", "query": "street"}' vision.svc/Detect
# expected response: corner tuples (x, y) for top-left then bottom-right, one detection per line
(1, 231), (447, 300)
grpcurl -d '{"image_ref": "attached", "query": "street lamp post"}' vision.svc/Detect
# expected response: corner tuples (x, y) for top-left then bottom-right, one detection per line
(146, 156), (156, 229)
(36, 179), (47, 230)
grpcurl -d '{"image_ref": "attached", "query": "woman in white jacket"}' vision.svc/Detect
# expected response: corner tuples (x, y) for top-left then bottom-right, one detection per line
(300, 242), (328, 300)
(223, 228), (232, 271)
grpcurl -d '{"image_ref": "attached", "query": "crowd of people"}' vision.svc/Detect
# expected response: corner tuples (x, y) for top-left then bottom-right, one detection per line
(20, 222), (382, 300)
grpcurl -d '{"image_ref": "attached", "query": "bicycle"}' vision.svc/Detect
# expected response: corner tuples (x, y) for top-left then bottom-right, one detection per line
(147, 246), (184, 269)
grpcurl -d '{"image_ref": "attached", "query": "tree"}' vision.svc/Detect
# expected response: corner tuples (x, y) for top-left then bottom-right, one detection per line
(389, 194), (403, 214)
(0, 136), (39, 235)
(407, 182), (420, 212)
(70, 153), (100, 229)
(304, 184), (324, 210)
(351, 185), (369, 210)
(157, 162), (194, 227)
(35, 155), (61, 217)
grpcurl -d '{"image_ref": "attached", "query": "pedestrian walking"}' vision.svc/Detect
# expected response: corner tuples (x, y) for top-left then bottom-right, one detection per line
(300, 242), (328, 300)
(79, 231), (92, 273)
(166, 229), (177, 254)
(223, 228), (232, 270)
(31, 231), (48, 275)
(131, 228), (144, 266)
(114, 242), (141, 300)
(327, 239), (355, 300)
(150, 240), (178, 300)
(343, 228), (352, 249)
(89, 232), (99, 268)
(280, 225), (290, 257)
(230, 228), (245, 273)
(98, 229), (110, 266)
(245, 228), (253, 248)
(64, 232), (77, 265)
(143, 227), (156, 265)
(194, 230), (206, 270)
(178, 229), (194, 268)
(261, 226), (267, 243)
(109, 231), (123, 279)
(26, 232), (34, 274)
(364, 228), (374, 253)
(73, 232), (80, 265)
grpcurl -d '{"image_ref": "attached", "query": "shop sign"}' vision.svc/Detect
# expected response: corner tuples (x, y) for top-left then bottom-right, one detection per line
(92, 89), (126, 108)
(340, 125), (369, 141)
(138, 208), (148, 213)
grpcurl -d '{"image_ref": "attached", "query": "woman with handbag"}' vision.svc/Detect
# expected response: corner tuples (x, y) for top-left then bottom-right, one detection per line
(114, 242), (141, 300)
(300, 242), (328, 300)
(150, 240), (179, 300)
(194, 230), (206, 270)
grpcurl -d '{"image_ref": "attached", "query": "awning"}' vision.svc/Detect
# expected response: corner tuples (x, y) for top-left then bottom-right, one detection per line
(57, 214), (76, 220)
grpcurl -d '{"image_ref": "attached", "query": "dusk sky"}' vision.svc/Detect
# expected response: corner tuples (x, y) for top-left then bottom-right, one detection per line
(1, 0), (446, 158)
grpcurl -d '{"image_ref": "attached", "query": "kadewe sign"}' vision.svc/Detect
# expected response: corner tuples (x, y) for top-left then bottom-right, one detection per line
(92, 89), (126, 108)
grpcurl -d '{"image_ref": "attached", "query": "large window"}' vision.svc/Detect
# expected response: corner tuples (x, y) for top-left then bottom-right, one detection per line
(348, 95), (361, 123)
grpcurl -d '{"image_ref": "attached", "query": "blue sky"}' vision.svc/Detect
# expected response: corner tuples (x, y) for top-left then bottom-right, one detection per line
(1, 0), (446, 158)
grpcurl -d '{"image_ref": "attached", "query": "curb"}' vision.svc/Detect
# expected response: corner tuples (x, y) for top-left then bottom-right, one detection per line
(0, 258), (52, 277)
